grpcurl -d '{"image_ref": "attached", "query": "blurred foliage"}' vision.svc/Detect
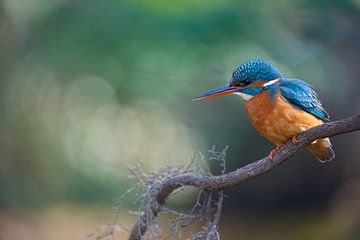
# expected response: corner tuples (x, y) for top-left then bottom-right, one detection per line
(0, 1), (360, 236)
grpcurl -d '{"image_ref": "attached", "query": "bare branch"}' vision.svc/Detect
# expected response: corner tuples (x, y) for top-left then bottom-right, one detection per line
(129, 115), (360, 240)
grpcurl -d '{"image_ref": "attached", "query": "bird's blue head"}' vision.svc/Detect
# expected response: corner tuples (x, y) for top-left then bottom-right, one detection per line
(193, 59), (283, 101)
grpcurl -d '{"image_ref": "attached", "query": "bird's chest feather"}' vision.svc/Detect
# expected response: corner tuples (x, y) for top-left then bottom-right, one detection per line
(244, 90), (277, 138)
(244, 90), (271, 122)
(243, 90), (322, 145)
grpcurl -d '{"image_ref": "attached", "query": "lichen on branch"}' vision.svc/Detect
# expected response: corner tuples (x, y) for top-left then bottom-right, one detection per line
(87, 115), (360, 240)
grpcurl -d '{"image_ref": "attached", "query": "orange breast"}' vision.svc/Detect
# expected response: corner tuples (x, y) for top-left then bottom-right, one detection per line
(244, 91), (324, 146)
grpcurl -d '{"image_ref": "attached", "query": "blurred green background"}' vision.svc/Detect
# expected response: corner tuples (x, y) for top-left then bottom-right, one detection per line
(1, 0), (360, 239)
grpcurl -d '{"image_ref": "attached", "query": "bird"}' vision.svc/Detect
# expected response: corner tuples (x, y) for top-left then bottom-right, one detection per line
(193, 59), (334, 163)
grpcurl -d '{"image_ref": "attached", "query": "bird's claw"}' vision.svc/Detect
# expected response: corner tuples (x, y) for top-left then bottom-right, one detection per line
(291, 134), (299, 144)
(268, 146), (280, 160)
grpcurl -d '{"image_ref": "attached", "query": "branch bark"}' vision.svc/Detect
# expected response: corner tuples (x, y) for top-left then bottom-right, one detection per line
(129, 115), (360, 240)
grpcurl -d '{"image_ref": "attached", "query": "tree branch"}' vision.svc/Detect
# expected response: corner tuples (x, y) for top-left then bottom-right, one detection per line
(129, 115), (360, 240)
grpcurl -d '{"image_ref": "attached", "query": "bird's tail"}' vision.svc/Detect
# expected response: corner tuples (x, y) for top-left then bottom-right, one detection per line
(308, 138), (335, 163)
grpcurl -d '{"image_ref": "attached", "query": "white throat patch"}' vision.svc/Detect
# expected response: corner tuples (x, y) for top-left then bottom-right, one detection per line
(234, 92), (253, 101)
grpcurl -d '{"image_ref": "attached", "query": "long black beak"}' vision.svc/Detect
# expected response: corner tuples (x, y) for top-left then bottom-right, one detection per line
(192, 85), (238, 101)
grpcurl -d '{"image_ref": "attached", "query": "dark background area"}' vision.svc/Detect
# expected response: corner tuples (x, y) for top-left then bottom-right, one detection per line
(0, 0), (359, 239)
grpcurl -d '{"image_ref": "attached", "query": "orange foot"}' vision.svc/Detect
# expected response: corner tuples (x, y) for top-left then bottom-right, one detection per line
(268, 146), (280, 160)
(291, 134), (299, 144)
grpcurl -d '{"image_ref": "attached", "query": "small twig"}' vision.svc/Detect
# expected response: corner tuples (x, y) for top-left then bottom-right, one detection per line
(129, 115), (360, 240)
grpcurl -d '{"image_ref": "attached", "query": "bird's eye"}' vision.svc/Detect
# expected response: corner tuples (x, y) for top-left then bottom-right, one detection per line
(239, 79), (251, 87)
(231, 79), (251, 88)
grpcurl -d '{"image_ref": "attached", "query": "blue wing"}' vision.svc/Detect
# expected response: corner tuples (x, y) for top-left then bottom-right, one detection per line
(278, 78), (329, 121)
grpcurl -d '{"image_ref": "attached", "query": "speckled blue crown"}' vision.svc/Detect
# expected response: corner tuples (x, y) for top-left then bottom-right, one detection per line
(231, 59), (283, 83)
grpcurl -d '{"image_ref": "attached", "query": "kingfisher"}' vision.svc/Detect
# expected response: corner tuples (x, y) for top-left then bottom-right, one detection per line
(193, 59), (334, 162)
